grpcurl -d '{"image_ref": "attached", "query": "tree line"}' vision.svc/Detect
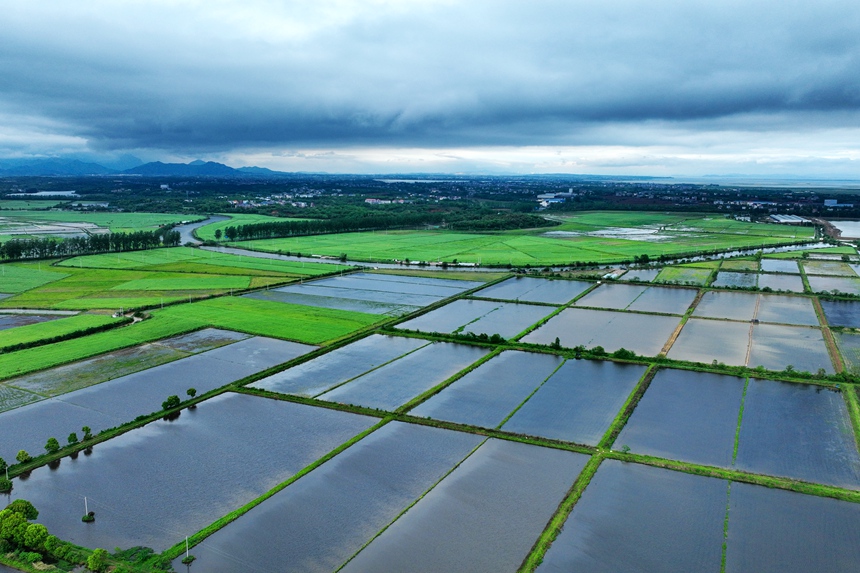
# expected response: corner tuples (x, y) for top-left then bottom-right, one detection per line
(221, 212), (446, 241)
(0, 228), (181, 261)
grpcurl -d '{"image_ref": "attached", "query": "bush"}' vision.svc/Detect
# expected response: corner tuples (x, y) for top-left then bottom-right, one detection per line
(0, 478), (11, 493)
(45, 437), (60, 454)
(6, 500), (38, 520)
(87, 548), (109, 572)
(68, 432), (79, 445)
(19, 551), (42, 564)
(15, 450), (31, 464)
(161, 395), (181, 410)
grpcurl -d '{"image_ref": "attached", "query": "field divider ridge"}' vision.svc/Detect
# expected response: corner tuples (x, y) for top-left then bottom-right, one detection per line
(598, 364), (658, 450)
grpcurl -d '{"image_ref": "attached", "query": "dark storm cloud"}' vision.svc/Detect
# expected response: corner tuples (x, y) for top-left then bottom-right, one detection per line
(2, 0), (860, 154)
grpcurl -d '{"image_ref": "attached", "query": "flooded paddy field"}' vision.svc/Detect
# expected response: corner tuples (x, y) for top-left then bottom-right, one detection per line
(536, 461), (727, 573)
(735, 379), (860, 488)
(760, 259), (800, 274)
(834, 331), (860, 373)
(755, 294), (819, 326)
(522, 308), (679, 356)
(4, 393), (377, 552)
(574, 283), (648, 310)
(616, 369), (745, 467)
(821, 299), (860, 327)
(339, 439), (589, 573)
(712, 271), (757, 288)
(725, 483), (860, 573)
(251, 334), (428, 397)
(802, 260), (858, 277)
(622, 268), (660, 282)
(501, 359), (646, 445)
(576, 283), (697, 315)
(757, 272), (804, 292)
(475, 276), (591, 304)
(0, 312), (65, 330)
(693, 291), (759, 321)
(175, 422), (483, 573)
(317, 342), (490, 410)
(807, 275), (860, 295)
(398, 298), (554, 338)
(0, 336), (314, 460)
(668, 319), (752, 365)
(250, 272), (479, 316)
(410, 350), (564, 428)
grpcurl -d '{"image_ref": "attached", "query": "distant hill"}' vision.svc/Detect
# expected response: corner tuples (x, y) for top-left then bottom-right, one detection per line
(0, 158), (294, 178)
(0, 159), (114, 176)
(124, 160), (240, 176)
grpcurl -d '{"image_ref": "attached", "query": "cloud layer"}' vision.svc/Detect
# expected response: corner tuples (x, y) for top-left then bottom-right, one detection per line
(2, 0), (860, 174)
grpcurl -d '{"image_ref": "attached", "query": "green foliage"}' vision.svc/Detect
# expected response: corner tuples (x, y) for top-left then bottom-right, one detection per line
(87, 548), (109, 572)
(162, 395), (181, 410)
(44, 437), (60, 454)
(68, 432), (79, 445)
(0, 457), (5, 472)
(0, 479), (11, 493)
(611, 348), (637, 359)
(15, 450), (31, 464)
(23, 523), (48, 551)
(186, 388), (197, 399)
(6, 500), (38, 520)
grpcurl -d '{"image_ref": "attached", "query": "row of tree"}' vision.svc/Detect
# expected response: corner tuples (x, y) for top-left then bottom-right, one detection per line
(220, 212), (446, 241)
(0, 228), (181, 261)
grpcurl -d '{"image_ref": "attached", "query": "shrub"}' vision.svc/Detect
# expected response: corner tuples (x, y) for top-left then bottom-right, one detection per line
(45, 437), (60, 454)
(6, 500), (38, 520)
(0, 479), (11, 493)
(19, 551), (42, 564)
(87, 548), (109, 572)
(67, 432), (79, 445)
(15, 450), (31, 464)
(161, 395), (181, 410)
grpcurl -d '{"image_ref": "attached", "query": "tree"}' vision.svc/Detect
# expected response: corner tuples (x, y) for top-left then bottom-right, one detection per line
(68, 432), (79, 445)
(162, 395), (181, 410)
(16, 450), (31, 464)
(87, 548), (109, 572)
(214, 228), (222, 240)
(45, 437), (60, 454)
(23, 523), (48, 552)
(0, 457), (6, 472)
(82, 426), (93, 440)
(6, 500), (39, 520)
(186, 388), (197, 400)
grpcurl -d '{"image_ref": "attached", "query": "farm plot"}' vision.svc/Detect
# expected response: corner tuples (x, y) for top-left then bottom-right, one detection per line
(398, 299), (555, 338)
(757, 272), (804, 292)
(615, 369), (746, 467)
(252, 335), (429, 397)
(821, 300), (860, 328)
(409, 351), (565, 429)
(734, 379), (860, 488)
(0, 211), (191, 234)
(654, 265), (713, 286)
(475, 276), (592, 304)
(0, 313), (122, 352)
(340, 439), (589, 573)
(6, 393), (377, 552)
(0, 262), (69, 293)
(575, 282), (701, 314)
(0, 336), (315, 460)
(0, 311), (66, 330)
(721, 259), (759, 271)
(175, 422), (484, 573)
(536, 461), (727, 573)
(693, 291), (759, 321)
(807, 275), (860, 295)
(667, 319), (752, 366)
(755, 294), (819, 326)
(521, 308), (680, 356)
(802, 260), (858, 276)
(317, 342), (489, 411)
(712, 272), (757, 288)
(760, 259), (800, 274)
(725, 483), (860, 573)
(834, 332), (860, 374)
(622, 268), (660, 282)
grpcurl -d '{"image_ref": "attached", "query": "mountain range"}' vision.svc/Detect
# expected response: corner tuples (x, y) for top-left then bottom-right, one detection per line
(0, 158), (293, 178)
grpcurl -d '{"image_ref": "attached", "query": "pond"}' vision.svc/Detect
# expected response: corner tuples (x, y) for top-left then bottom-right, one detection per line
(4, 393), (377, 552)
(622, 268), (660, 282)
(807, 275), (860, 295)
(712, 272), (757, 288)
(172, 422), (483, 573)
(475, 277), (591, 304)
(693, 291), (758, 321)
(398, 299), (554, 338)
(821, 299), (860, 328)
(755, 294), (819, 326)
(667, 318), (751, 366)
(747, 324), (833, 373)
(760, 259), (799, 274)
(757, 273), (804, 292)
(615, 369), (745, 467)
(536, 460), (727, 573)
(340, 439), (589, 573)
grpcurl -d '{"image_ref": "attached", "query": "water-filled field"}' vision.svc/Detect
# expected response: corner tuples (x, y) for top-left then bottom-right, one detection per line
(575, 283), (696, 315)
(175, 422), (483, 573)
(735, 380), (860, 488)
(616, 369), (746, 467)
(802, 260), (857, 277)
(713, 272), (757, 288)
(725, 483), (860, 573)
(807, 275), (860, 295)
(760, 259), (799, 274)
(667, 318), (753, 366)
(834, 331), (860, 373)
(0, 336), (314, 460)
(317, 342), (490, 410)
(340, 439), (589, 573)
(821, 300), (860, 327)
(755, 295), (819, 326)
(693, 291), (759, 321)
(0, 312), (64, 330)
(5, 393), (377, 551)
(398, 299), (554, 338)
(475, 276), (591, 304)
(622, 268), (660, 282)
(251, 335), (428, 397)
(522, 308), (679, 356)
(757, 272), (804, 292)
(537, 461), (727, 573)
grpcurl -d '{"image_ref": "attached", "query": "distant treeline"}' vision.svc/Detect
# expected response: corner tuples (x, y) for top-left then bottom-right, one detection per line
(0, 228), (181, 261)
(221, 212), (555, 241)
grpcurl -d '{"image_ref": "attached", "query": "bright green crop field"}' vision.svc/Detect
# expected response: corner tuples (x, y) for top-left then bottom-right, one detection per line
(230, 212), (813, 266)
(195, 214), (308, 241)
(0, 200), (63, 210)
(0, 211), (196, 234)
(0, 313), (122, 350)
(0, 263), (70, 293)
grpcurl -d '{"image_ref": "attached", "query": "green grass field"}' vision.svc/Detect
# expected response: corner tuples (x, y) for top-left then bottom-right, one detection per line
(0, 263), (70, 293)
(655, 265), (714, 285)
(0, 200), (63, 210)
(194, 214), (308, 241)
(721, 259), (759, 271)
(0, 313), (122, 350)
(0, 211), (196, 234)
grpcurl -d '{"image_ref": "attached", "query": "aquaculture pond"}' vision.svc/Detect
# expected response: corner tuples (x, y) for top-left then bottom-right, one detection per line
(615, 369), (746, 467)
(251, 334), (428, 396)
(536, 461), (727, 573)
(246, 289), (416, 315)
(398, 299), (554, 338)
(821, 299), (860, 328)
(475, 276), (591, 304)
(522, 308), (679, 356)
(807, 275), (860, 295)
(4, 393), (378, 552)
(174, 422), (484, 573)
(627, 285), (697, 314)
(501, 359), (647, 445)
(409, 350), (565, 429)
(755, 294), (819, 326)
(317, 342), (490, 411)
(725, 482), (860, 573)
(757, 272), (804, 292)
(622, 268), (660, 282)
(667, 318), (751, 366)
(693, 291), (758, 321)
(734, 379), (860, 488)
(760, 259), (799, 274)
(575, 283), (648, 310)
(712, 271), (757, 288)
(0, 336), (314, 460)
(340, 439), (589, 573)
(747, 324), (833, 373)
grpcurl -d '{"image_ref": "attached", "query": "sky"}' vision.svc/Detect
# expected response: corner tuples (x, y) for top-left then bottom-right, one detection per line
(2, 0), (860, 176)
